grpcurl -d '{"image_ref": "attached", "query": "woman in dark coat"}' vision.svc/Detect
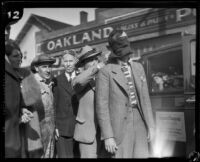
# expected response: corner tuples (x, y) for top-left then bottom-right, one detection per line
(5, 40), (33, 158)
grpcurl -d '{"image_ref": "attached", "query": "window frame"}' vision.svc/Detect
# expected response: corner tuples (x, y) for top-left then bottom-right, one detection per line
(182, 35), (196, 95)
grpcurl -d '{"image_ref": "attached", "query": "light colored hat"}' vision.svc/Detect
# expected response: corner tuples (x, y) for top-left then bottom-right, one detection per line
(30, 54), (56, 73)
(76, 45), (101, 67)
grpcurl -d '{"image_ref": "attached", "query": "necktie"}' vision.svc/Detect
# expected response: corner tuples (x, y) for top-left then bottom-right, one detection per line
(68, 73), (72, 82)
(121, 64), (137, 106)
(68, 76), (72, 83)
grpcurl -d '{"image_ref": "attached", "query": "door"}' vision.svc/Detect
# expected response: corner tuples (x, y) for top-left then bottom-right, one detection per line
(182, 34), (196, 157)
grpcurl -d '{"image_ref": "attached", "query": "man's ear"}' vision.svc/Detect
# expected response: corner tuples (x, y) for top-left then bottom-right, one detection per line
(35, 66), (39, 72)
(106, 45), (111, 51)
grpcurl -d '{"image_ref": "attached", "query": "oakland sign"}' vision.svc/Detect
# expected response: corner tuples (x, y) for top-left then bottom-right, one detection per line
(38, 8), (196, 54)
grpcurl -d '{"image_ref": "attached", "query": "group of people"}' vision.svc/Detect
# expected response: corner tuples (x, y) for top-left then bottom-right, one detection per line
(5, 26), (155, 158)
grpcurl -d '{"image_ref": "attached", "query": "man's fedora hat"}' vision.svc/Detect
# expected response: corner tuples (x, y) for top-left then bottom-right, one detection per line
(76, 45), (101, 67)
(107, 29), (132, 59)
(31, 54), (56, 72)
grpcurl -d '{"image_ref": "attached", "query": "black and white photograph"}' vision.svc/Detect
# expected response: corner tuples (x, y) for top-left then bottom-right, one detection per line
(2, 1), (199, 160)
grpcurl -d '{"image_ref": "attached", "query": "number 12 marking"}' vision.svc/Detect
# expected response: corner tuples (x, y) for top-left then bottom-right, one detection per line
(7, 11), (20, 19)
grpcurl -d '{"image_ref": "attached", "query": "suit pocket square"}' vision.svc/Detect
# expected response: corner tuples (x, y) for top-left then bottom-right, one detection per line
(76, 116), (86, 124)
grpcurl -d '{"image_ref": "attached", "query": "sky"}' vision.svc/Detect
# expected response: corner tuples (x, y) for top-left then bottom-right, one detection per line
(9, 8), (96, 40)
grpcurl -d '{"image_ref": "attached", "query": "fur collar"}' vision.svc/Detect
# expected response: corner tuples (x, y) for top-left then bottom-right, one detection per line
(21, 73), (42, 107)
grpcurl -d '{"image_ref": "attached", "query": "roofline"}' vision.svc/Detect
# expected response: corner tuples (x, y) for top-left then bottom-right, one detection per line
(32, 14), (53, 31)
(15, 14), (72, 44)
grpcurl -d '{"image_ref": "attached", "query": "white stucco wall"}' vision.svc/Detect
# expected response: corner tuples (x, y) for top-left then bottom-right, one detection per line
(20, 25), (40, 67)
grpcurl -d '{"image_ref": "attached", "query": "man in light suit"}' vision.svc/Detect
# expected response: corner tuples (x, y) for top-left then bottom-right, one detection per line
(72, 45), (104, 158)
(53, 50), (79, 158)
(96, 29), (155, 158)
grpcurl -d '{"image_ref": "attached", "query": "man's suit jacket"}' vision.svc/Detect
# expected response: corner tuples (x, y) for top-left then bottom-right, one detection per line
(53, 73), (78, 137)
(72, 65), (99, 144)
(96, 61), (155, 145)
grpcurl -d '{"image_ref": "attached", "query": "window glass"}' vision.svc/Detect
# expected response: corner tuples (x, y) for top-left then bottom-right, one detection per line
(149, 50), (183, 93)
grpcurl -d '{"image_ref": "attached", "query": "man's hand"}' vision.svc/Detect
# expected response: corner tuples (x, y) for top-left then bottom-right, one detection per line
(55, 128), (59, 141)
(104, 137), (118, 154)
(20, 108), (33, 123)
(147, 127), (155, 142)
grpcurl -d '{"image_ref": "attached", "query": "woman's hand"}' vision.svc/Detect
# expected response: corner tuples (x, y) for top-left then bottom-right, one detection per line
(20, 108), (33, 123)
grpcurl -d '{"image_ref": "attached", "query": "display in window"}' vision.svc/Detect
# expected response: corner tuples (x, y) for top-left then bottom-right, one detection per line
(149, 50), (183, 93)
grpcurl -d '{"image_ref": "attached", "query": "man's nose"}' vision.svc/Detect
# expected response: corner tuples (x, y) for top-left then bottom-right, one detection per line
(17, 56), (22, 61)
(46, 67), (51, 72)
(66, 62), (71, 66)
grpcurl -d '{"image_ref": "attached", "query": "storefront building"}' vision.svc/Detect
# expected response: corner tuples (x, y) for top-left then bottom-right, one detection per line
(36, 8), (196, 158)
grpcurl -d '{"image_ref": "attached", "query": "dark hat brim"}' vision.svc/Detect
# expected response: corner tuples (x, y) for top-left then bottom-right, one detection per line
(33, 59), (56, 66)
(30, 55), (56, 73)
(31, 58), (56, 68)
(76, 51), (101, 67)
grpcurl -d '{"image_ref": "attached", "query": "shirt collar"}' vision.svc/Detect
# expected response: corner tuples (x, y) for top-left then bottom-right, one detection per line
(120, 59), (131, 67)
(34, 73), (45, 82)
(65, 71), (76, 81)
(34, 73), (53, 85)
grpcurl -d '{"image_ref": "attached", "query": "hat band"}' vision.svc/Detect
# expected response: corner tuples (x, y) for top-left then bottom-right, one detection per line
(34, 60), (55, 66)
(79, 49), (99, 61)
(83, 49), (98, 57)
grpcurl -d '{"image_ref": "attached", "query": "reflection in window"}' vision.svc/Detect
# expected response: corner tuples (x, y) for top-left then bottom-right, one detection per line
(149, 50), (183, 93)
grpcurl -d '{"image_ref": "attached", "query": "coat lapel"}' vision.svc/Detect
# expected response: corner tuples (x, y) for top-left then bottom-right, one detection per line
(111, 64), (129, 96)
(89, 80), (96, 92)
(129, 62), (142, 93)
(129, 62), (146, 117)
(60, 73), (73, 95)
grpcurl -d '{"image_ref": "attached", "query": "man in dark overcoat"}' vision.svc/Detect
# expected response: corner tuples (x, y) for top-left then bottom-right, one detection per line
(53, 51), (79, 158)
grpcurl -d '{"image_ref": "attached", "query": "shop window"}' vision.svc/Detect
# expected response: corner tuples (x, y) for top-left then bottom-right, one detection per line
(148, 49), (183, 94)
